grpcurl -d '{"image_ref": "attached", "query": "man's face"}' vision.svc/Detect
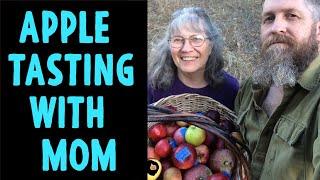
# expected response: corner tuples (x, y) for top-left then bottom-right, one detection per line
(254, 0), (320, 87)
(261, 0), (315, 50)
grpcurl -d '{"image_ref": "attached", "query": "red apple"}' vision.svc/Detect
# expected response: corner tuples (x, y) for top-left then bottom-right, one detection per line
(215, 137), (225, 149)
(204, 132), (216, 147)
(205, 110), (221, 123)
(195, 144), (210, 164)
(148, 123), (167, 143)
(161, 158), (173, 174)
(209, 149), (235, 174)
(184, 164), (213, 180)
(208, 172), (229, 180)
(219, 120), (235, 134)
(185, 125), (206, 146)
(163, 167), (182, 180)
(166, 123), (179, 137)
(231, 131), (244, 149)
(168, 137), (177, 150)
(148, 146), (160, 160)
(155, 138), (171, 158)
(231, 131), (244, 143)
(172, 143), (197, 170)
(173, 127), (187, 145)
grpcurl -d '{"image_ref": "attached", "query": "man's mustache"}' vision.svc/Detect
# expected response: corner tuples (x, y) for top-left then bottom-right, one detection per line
(261, 34), (295, 51)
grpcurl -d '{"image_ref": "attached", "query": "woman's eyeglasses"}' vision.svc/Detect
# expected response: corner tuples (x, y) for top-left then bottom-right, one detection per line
(169, 34), (209, 48)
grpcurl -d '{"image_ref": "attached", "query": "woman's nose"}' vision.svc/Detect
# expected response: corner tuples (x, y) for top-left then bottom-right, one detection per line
(180, 39), (193, 52)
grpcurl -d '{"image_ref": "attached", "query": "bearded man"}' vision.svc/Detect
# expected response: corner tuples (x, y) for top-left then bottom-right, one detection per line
(235, 0), (320, 179)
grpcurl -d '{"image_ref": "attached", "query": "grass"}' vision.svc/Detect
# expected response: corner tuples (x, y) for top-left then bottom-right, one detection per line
(148, 0), (262, 83)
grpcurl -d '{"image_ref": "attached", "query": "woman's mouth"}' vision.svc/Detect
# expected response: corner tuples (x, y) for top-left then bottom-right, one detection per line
(180, 56), (197, 61)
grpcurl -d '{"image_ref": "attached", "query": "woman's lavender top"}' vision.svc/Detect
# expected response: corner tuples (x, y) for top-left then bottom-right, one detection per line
(148, 72), (239, 110)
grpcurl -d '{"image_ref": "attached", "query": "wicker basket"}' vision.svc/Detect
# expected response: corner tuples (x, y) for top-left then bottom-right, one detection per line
(148, 93), (251, 180)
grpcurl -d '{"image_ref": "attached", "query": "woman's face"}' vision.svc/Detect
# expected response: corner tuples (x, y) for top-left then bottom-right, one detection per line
(170, 27), (212, 76)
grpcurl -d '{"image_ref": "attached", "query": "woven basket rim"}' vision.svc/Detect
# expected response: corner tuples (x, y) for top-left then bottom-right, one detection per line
(152, 93), (237, 120)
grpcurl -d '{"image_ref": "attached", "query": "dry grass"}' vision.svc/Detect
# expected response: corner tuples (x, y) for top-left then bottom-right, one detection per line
(148, 0), (262, 83)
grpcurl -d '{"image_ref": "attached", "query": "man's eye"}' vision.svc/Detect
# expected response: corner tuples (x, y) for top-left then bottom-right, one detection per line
(263, 16), (274, 23)
(287, 13), (299, 20)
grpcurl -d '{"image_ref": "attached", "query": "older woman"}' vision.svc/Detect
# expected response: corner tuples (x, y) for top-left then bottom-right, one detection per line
(148, 7), (239, 110)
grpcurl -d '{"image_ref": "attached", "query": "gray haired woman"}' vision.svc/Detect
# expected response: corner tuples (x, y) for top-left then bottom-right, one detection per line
(148, 7), (239, 110)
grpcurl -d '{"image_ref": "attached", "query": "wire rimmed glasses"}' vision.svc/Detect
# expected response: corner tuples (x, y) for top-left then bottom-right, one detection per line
(169, 34), (210, 49)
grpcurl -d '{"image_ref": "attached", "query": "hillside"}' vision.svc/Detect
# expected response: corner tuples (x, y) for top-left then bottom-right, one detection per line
(148, 0), (262, 82)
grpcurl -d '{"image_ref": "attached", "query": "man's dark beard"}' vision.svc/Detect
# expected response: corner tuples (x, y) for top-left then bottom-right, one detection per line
(253, 26), (319, 87)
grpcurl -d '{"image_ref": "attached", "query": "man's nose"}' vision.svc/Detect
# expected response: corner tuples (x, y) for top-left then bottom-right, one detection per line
(271, 16), (287, 35)
(180, 39), (193, 52)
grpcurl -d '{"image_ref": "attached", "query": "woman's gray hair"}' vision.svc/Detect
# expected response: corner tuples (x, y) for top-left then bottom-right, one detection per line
(148, 7), (225, 90)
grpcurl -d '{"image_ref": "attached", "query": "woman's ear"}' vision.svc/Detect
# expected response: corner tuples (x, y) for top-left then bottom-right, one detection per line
(317, 21), (320, 52)
(317, 21), (320, 43)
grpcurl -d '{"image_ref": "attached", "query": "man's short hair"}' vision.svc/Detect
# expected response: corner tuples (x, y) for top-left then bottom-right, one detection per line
(261, 0), (320, 21)
(306, 0), (320, 20)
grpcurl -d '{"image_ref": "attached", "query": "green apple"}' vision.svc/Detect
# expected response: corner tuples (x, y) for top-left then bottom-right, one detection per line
(185, 125), (206, 146)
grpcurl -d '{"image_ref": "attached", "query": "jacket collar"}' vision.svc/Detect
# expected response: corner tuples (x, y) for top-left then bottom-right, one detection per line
(297, 55), (320, 91)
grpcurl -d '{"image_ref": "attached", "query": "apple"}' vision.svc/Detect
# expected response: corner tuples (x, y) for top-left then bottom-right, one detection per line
(148, 123), (167, 143)
(163, 167), (182, 180)
(184, 164), (213, 180)
(195, 144), (210, 164)
(231, 131), (244, 143)
(185, 125), (206, 146)
(166, 122), (179, 137)
(208, 172), (229, 180)
(215, 137), (225, 149)
(231, 131), (244, 149)
(173, 127), (187, 145)
(161, 158), (173, 174)
(155, 138), (172, 158)
(204, 132), (216, 147)
(219, 120), (235, 134)
(148, 146), (160, 160)
(172, 143), (197, 170)
(166, 123), (179, 137)
(168, 137), (177, 150)
(205, 110), (221, 123)
(176, 121), (188, 127)
(209, 149), (235, 174)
